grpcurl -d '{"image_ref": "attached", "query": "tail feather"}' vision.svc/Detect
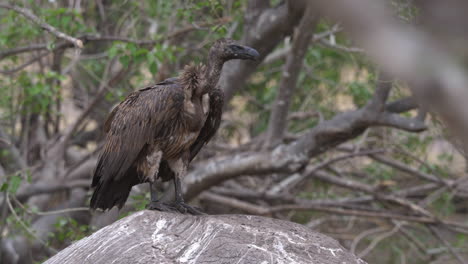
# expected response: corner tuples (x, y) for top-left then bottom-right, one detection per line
(90, 166), (141, 210)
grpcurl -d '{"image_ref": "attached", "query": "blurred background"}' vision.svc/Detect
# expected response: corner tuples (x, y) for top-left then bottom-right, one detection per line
(1, 0), (468, 263)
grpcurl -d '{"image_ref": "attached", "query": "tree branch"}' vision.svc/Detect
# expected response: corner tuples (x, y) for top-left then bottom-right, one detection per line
(307, 0), (468, 152)
(185, 78), (426, 200)
(0, 126), (27, 171)
(0, 3), (83, 48)
(220, 0), (306, 103)
(0, 44), (49, 60)
(0, 17), (232, 61)
(385, 97), (418, 113)
(428, 225), (467, 264)
(371, 154), (448, 185)
(264, 4), (317, 147)
(0, 51), (51, 75)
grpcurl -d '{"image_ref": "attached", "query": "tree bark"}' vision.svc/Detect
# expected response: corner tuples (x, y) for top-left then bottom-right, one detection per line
(219, 0), (306, 104)
(44, 211), (366, 264)
(264, 4), (317, 147)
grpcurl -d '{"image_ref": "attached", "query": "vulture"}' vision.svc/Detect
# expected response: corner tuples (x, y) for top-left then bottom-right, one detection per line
(90, 38), (259, 214)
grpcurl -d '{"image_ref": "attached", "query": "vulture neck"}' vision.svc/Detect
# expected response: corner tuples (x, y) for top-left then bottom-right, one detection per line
(202, 57), (224, 94)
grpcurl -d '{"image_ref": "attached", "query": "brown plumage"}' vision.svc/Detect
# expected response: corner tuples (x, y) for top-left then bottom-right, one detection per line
(90, 38), (259, 213)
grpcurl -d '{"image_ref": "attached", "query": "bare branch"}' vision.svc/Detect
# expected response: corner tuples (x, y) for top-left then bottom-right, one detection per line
(367, 74), (392, 111)
(0, 51), (50, 75)
(311, 170), (436, 219)
(262, 25), (342, 65)
(357, 223), (402, 258)
(15, 180), (90, 202)
(369, 154), (448, 184)
(12, 196), (88, 216)
(220, 1), (306, 103)
(307, 0), (468, 152)
(5, 194), (57, 253)
(264, 4), (317, 147)
(385, 97), (418, 113)
(0, 17), (232, 61)
(60, 58), (113, 149)
(200, 192), (269, 215)
(0, 126), (27, 171)
(0, 44), (48, 60)
(375, 112), (426, 132)
(267, 204), (436, 224)
(185, 79), (427, 199)
(428, 225), (467, 264)
(351, 226), (389, 255)
(318, 39), (364, 53)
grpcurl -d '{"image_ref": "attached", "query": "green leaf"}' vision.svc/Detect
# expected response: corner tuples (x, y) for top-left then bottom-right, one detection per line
(133, 48), (149, 64)
(46, 42), (56, 51)
(119, 55), (131, 67)
(26, 171), (32, 183)
(8, 174), (22, 194)
(349, 81), (371, 107)
(108, 43), (123, 58)
(127, 43), (137, 54)
(149, 61), (158, 75)
(0, 183), (8, 192)
(62, 16), (71, 26)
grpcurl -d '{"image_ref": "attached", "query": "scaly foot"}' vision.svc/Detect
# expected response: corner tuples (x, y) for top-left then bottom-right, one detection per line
(147, 201), (176, 212)
(173, 202), (206, 215)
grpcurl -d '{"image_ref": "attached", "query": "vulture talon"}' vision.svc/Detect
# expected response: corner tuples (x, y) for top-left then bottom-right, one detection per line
(174, 202), (205, 215)
(147, 201), (176, 212)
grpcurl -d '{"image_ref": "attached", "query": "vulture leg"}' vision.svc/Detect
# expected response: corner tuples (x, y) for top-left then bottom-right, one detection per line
(147, 182), (173, 211)
(169, 157), (205, 215)
(145, 150), (172, 211)
(173, 176), (205, 215)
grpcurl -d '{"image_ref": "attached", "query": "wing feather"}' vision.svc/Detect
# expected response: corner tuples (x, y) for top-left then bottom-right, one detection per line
(189, 88), (224, 161)
(92, 83), (184, 187)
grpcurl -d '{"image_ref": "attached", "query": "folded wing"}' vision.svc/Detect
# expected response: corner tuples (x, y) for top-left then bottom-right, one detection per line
(90, 83), (184, 209)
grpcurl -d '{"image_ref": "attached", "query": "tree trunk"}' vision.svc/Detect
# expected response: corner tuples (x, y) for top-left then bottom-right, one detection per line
(44, 210), (366, 264)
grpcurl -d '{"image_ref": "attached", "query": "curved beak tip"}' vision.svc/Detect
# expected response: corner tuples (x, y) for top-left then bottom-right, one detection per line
(229, 44), (260, 61)
(246, 47), (260, 61)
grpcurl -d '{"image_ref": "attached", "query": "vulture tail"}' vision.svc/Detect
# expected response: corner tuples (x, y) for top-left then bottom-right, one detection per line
(90, 166), (140, 210)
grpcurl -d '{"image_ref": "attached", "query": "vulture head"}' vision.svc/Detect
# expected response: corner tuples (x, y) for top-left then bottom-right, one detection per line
(210, 38), (260, 62)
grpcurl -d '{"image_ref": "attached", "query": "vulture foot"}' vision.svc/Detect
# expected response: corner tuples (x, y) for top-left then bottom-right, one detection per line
(147, 201), (175, 212)
(173, 202), (205, 215)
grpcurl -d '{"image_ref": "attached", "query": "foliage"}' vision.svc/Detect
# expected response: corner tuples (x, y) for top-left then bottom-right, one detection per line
(0, 0), (466, 263)
(49, 217), (91, 245)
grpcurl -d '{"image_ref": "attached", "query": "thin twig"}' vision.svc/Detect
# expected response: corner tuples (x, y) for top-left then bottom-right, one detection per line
(428, 225), (467, 264)
(357, 222), (402, 258)
(0, 3), (83, 48)
(350, 226), (388, 254)
(319, 39), (364, 53)
(0, 17), (232, 61)
(60, 58), (113, 148)
(0, 125), (27, 170)
(12, 196), (88, 216)
(5, 194), (58, 253)
(0, 51), (51, 75)
(398, 226), (430, 261)
(200, 192), (269, 215)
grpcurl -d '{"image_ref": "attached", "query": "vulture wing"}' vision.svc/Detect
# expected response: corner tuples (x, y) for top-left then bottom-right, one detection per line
(91, 81), (183, 209)
(189, 88), (224, 161)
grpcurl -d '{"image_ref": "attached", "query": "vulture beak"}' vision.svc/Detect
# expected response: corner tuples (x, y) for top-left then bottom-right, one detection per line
(228, 44), (260, 61)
